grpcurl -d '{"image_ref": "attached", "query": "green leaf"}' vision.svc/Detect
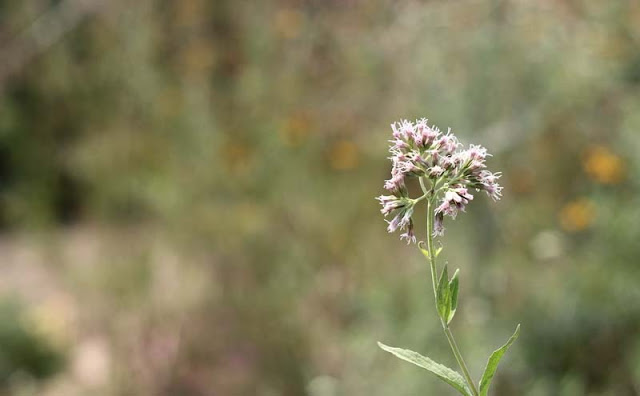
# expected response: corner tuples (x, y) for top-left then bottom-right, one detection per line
(378, 342), (472, 396)
(447, 269), (460, 324)
(478, 324), (521, 396)
(437, 264), (450, 321)
(435, 246), (443, 257)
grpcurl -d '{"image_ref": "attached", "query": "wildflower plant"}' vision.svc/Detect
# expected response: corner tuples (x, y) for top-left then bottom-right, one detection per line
(376, 118), (519, 396)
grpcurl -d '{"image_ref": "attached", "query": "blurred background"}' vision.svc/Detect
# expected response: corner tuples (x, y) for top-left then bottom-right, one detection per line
(0, 0), (639, 395)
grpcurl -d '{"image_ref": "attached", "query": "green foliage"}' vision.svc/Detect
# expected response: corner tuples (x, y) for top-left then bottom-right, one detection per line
(0, 300), (64, 386)
(447, 269), (459, 325)
(437, 264), (451, 322)
(0, 0), (639, 394)
(479, 325), (521, 396)
(378, 342), (472, 396)
(435, 264), (461, 325)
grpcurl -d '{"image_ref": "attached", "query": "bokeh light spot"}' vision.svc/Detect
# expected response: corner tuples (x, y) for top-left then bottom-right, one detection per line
(559, 198), (595, 232)
(582, 145), (625, 185)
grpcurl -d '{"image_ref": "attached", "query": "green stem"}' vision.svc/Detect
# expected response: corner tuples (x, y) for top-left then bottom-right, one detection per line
(424, 189), (479, 396)
(443, 326), (478, 396)
(425, 199), (438, 303)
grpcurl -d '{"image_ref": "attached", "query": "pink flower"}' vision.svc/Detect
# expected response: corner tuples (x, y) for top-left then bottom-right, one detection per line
(400, 220), (416, 244)
(379, 116), (502, 241)
(413, 118), (440, 148)
(386, 215), (402, 233)
(439, 156), (455, 170)
(391, 119), (415, 141)
(384, 173), (407, 195)
(467, 144), (488, 161)
(390, 138), (410, 151)
(435, 186), (474, 221)
(386, 207), (413, 233)
(429, 165), (444, 178)
(436, 132), (460, 155)
(484, 182), (503, 200)
(433, 212), (445, 236)
(376, 195), (407, 216)
(451, 187), (474, 205)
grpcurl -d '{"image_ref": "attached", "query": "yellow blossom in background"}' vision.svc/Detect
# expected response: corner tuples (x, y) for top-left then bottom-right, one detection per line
(328, 139), (359, 171)
(582, 145), (625, 184)
(559, 198), (596, 232)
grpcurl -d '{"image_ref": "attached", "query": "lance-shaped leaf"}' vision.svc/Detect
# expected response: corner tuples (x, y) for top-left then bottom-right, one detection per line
(437, 264), (451, 322)
(478, 324), (520, 396)
(447, 269), (460, 324)
(378, 342), (472, 396)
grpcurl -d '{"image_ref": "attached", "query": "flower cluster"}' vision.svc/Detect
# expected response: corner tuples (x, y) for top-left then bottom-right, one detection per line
(377, 118), (502, 242)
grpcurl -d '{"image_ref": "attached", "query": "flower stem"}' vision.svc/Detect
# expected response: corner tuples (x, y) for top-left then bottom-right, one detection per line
(443, 326), (478, 396)
(425, 194), (479, 396)
(425, 197), (439, 303)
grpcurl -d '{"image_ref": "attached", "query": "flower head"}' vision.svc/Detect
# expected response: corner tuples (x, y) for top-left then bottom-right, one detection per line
(378, 117), (503, 242)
